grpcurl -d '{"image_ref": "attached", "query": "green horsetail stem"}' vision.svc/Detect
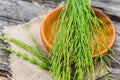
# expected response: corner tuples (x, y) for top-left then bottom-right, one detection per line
(0, 36), (50, 66)
(22, 20), (42, 54)
(0, 46), (50, 70)
(50, 0), (112, 80)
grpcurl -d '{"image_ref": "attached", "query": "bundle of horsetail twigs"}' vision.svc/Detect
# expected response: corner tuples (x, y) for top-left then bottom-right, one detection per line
(50, 0), (111, 80)
(0, 0), (113, 80)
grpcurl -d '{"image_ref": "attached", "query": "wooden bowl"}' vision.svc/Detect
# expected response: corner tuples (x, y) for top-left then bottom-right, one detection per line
(40, 6), (116, 58)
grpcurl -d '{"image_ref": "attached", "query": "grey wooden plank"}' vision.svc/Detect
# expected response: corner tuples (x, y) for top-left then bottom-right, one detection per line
(106, 22), (120, 80)
(0, 0), (40, 22)
(91, 0), (120, 22)
(0, 39), (11, 77)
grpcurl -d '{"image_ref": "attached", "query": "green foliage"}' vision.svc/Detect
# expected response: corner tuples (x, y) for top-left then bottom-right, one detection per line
(0, 36), (49, 64)
(0, 46), (50, 70)
(0, 27), (51, 70)
(50, 0), (113, 80)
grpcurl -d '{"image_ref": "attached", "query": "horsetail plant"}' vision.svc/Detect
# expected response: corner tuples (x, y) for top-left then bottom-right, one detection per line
(0, 36), (50, 64)
(0, 46), (50, 70)
(0, 23), (51, 70)
(50, 0), (112, 80)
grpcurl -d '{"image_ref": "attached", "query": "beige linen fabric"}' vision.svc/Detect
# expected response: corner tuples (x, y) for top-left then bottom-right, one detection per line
(3, 15), (51, 80)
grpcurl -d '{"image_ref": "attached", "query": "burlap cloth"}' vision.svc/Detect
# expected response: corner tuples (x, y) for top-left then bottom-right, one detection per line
(2, 8), (108, 80)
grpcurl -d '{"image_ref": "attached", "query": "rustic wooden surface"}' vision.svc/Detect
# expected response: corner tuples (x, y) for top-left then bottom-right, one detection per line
(0, 0), (120, 80)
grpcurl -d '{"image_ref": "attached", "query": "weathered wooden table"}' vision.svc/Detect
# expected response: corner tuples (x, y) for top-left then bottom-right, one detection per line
(0, 0), (120, 80)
